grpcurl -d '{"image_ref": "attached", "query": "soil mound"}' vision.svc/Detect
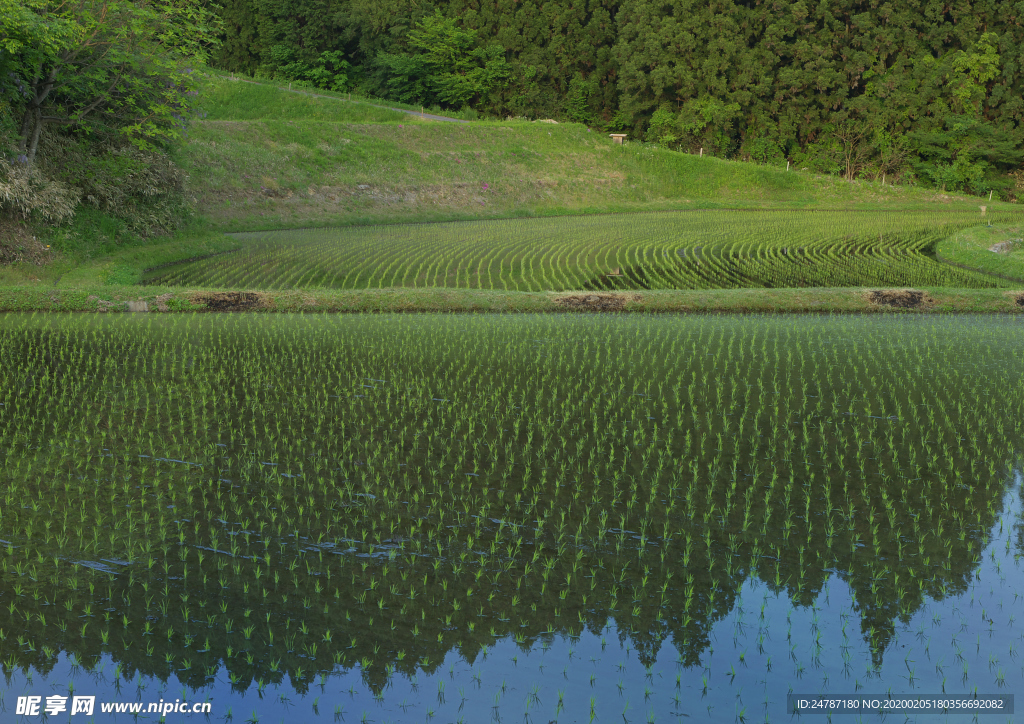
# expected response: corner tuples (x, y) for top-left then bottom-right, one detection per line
(192, 292), (267, 311)
(866, 289), (933, 309)
(553, 293), (641, 311)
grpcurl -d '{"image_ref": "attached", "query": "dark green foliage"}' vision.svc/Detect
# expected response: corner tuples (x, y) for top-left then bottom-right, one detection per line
(1, 0), (214, 234)
(38, 134), (190, 235)
(209, 0), (1024, 191)
(216, 0), (263, 75)
(366, 11), (511, 107)
(3, 0), (218, 163)
(611, 0), (1024, 189)
(908, 115), (1023, 194)
(268, 47), (350, 91)
(447, 0), (618, 120)
(370, 52), (433, 104)
(214, 0), (432, 91)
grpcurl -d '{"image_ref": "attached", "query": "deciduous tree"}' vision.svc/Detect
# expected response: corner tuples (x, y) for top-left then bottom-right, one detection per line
(3, 0), (219, 164)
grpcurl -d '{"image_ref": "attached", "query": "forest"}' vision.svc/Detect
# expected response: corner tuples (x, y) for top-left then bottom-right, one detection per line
(212, 0), (1024, 193)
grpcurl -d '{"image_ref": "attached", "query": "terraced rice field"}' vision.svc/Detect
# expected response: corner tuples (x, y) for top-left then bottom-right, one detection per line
(1, 312), (1022, 722)
(143, 210), (1017, 291)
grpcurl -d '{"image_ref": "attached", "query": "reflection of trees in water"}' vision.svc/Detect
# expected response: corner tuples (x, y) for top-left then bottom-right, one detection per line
(0, 463), (1008, 692)
(0, 315), (1021, 693)
(1011, 472), (1024, 559)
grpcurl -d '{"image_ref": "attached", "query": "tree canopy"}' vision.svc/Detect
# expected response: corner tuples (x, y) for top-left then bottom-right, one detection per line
(1, 0), (220, 163)
(212, 0), (1024, 194)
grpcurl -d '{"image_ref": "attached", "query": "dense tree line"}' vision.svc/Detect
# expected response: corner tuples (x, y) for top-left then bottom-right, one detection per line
(214, 0), (1024, 193)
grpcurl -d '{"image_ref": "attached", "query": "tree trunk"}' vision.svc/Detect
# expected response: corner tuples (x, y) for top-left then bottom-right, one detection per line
(17, 108), (34, 158)
(17, 65), (59, 164)
(27, 108), (43, 164)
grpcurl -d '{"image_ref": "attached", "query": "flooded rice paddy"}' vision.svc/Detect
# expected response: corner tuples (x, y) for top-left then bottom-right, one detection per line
(1, 312), (1022, 723)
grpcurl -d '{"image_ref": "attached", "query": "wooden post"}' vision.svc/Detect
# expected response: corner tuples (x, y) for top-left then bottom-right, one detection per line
(786, 160), (790, 171)
(989, 189), (994, 202)
(699, 148), (703, 157)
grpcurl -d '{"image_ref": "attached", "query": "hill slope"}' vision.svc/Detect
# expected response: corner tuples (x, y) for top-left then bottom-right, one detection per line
(175, 76), (1001, 232)
(5, 75), (1021, 304)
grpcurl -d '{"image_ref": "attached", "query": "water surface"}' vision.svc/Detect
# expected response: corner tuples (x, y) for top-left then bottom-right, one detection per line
(1, 313), (1022, 722)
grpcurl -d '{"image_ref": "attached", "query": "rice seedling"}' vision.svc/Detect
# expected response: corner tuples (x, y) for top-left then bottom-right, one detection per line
(141, 209), (1018, 291)
(0, 312), (1021, 722)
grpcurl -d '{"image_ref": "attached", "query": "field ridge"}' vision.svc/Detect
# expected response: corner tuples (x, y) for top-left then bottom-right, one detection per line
(3, 286), (1022, 314)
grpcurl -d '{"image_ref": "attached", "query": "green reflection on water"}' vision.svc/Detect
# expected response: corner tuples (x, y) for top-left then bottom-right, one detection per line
(0, 312), (1021, 699)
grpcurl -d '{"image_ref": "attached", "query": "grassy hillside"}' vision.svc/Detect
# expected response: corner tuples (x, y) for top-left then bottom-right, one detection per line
(4, 74), (1020, 301)
(175, 76), (1007, 233)
(201, 78), (415, 123)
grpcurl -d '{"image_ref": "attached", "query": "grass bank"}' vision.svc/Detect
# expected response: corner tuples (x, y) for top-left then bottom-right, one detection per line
(936, 222), (1024, 283)
(171, 75), (1013, 233)
(1, 285), (1021, 314)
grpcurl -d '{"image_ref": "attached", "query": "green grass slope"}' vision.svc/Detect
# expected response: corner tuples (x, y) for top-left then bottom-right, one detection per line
(936, 223), (1024, 282)
(201, 77), (414, 123)
(176, 76), (1008, 233)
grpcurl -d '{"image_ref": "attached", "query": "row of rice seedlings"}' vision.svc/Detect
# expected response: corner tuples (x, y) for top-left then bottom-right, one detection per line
(142, 209), (1020, 290)
(0, 312), (1021, 699)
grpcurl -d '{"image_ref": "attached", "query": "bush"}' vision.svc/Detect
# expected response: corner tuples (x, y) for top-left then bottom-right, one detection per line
(39, 133), (191, 234)
(0, 158), (80, 224)
(1, 130), (193, 240)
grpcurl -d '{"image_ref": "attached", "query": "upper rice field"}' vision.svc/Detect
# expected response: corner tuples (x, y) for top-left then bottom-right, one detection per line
(143, 209), (1018, 292)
